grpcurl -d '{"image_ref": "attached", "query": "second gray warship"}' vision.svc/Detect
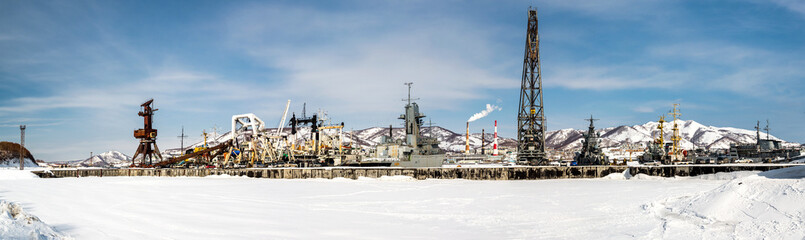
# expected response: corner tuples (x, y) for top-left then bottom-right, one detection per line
(345, 82), (445, 167)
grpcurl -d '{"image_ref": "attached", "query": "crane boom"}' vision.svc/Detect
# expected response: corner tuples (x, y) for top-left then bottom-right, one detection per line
(277, 99), (291, 135)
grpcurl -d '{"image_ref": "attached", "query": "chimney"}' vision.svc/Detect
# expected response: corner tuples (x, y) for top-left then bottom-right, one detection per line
(465, 122), (470, 154)
(493, 120), (499, 156)
(482, 129), (485, 155)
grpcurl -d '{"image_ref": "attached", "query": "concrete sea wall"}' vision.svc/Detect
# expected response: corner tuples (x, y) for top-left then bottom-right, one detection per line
(31, 165), (798, 180)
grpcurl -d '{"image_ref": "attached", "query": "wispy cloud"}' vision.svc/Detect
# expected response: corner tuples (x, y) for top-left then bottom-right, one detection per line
(631, 99), (708, 114)
(647, 42), (805, 102)
(540, 0), (673, 20)
(768, 0), (805, 16)
(222, 3), (519, 114)
(546, 65), (690, 90)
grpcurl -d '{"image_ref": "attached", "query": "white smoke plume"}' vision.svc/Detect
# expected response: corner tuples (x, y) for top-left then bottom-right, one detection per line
(468, 104), (502, 122)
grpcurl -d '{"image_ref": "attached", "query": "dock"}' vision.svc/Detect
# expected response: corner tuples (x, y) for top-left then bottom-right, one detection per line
(31, 164), (801, 180)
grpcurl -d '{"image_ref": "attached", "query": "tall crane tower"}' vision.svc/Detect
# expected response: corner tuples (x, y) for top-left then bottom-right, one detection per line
(132, 99), (163, 167)
(669, 104), (682, 162)
(517, 8), (547, 165)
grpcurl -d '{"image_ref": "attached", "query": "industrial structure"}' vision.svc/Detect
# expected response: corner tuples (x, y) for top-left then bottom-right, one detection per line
(493, 120), (499, 156)
(131, 99), (163, 167)
(517, 8), (548, 165)
(728, 120), (802, 162)
(574, 116), (607, 165)
(358, 82), (445, 167)
(669, 104), (684, 163)
(19, 125), (25, 170)
(96, 7), (803, 171)
(641, 116), (668, 164)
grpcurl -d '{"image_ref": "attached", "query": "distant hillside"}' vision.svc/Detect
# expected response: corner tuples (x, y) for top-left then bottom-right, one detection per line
(65, 151), (132, 168)
(165, 119), (796, 155)
(0, 141), (38, 168)
(546, 119), (795, 150)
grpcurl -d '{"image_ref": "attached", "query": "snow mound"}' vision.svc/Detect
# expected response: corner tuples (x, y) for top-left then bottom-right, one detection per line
(378, 175), (416, 181)
(204, 174), (247, 179)
(602, 169), (632, 179)
(645, 166), (805, 239)
(602, 169), (662, 180)
(0, 201), (71, 239)
(758, 165), (805, 179)
(631, 174), (663, 180)
(691, 171), (759, 181)
(0, 169), (40, 180)
(356, 176), (416, 181)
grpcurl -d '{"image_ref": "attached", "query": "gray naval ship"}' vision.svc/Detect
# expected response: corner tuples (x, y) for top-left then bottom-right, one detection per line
(346, 83), (445, 167)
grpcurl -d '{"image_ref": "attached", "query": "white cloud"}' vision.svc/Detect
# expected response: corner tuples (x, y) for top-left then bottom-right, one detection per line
(539, 0), (673, 20)
(545, 65), (690, 90)
(631, 99), (708, 114)
(768, 0), (805, 16)
(222, 3), (519, 115)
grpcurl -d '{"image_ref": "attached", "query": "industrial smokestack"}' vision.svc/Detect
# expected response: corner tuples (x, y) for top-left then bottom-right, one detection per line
(482, 129), (485, 155)
(465, 122), (470, 154)
(493, 120), (498, 156)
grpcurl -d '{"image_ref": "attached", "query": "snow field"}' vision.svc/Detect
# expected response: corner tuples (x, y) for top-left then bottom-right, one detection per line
(0, 167), (803, 239)
(0, 172), (726, 239)
(644, 166), (805, 239)
(0, 168), (40, 180)
(1, 200), (71, 240)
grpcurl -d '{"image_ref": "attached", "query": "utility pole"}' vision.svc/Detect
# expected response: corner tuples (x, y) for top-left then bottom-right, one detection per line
(178, 126), (188, 153)
(20, 125), (26, 170)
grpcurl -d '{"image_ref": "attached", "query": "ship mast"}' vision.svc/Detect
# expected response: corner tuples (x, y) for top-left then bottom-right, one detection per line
(669, 104), (682, 162)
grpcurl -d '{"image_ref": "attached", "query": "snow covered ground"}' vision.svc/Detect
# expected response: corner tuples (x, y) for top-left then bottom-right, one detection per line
(1, 200), (69, 240)
(0, 167), (803, 239)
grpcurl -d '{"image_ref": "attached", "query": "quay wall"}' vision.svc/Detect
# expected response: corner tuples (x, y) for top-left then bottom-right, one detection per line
(31, 165), (798, 180)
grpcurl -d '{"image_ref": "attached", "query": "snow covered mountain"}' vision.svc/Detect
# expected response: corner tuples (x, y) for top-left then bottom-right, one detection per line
(339, 126), (518, 153)
(170, 126), (517, 154)
(547, 119), (794, 150)
(69, 151), (132, 168)
(171, 119), (795, 154)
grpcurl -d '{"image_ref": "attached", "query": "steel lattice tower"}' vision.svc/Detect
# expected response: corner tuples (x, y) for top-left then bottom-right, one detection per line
(517, 8), (547, 165)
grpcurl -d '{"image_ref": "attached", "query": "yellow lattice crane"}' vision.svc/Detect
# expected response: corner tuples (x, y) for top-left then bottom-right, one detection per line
(669, 104), (682, 162)
(657, 115), (666, 146)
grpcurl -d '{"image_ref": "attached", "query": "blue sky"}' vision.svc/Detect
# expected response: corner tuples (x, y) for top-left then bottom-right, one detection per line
(1, 0), (803, 161)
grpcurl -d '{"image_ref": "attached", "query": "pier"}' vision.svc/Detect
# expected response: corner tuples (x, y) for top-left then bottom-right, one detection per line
(31, 164), (800, 180)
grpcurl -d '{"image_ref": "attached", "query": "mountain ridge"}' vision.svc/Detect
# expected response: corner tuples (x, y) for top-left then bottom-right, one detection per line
(170, 119), (795, 153)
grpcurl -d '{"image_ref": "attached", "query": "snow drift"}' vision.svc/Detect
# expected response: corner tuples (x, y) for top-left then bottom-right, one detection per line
(0, 169), (40, 180)
(0, 201), (71, 239)
(645, 166), (805, 239)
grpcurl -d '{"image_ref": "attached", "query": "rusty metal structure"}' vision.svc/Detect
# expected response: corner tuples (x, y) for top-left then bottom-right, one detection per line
(132, 99), (163, 167)
(517, 8), (547, 165)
